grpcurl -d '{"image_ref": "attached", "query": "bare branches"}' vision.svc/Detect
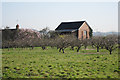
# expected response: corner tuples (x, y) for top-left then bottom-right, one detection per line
(91, 36), (105, 52)
(104, 35), (118, 54)
(2, 28), (118, 55)
(54, 35), (70, 53)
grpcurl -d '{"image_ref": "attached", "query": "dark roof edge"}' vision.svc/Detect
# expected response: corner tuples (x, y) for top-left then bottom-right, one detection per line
(61, 21), (85, 23)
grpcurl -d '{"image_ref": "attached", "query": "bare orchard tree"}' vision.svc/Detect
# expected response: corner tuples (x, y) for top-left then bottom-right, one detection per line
(38, 38), (49, 50)
(82, 39), (90, 50)
(100, 37), (106, 49)
(75, 39), (83, 52)
(55, 35), (70, 53)
(48, 30), (58, 38)
(48, 38), (57, 48)
(104, 34), (118, 55)
(89, 38), (95, 48)
(92, 36), (104, 52)
(68, 35), (77, 50)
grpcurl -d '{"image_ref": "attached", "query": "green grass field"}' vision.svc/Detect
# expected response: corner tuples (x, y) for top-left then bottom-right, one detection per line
(2, 46), (119, 78)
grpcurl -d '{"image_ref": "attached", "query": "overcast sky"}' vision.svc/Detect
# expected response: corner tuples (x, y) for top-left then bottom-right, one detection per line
(2, 2), (118, 32)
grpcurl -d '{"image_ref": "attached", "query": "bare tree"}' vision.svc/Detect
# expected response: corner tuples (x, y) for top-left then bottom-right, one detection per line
(92, 36), (104, 52)
(66, 35), (77, 50)
(55, 35), (70, 53)
(39, 27), (50, 38)
(38, 38), (49, 50)
(48, 30), (58, 38)
(48, 38), (57, 48)
(104, 35), (118, 55)
(82, 39), (90, 50)
(75, 39), (83, 52)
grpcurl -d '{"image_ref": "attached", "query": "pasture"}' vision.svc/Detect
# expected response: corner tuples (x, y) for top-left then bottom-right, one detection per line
(2, 46), (119, 78)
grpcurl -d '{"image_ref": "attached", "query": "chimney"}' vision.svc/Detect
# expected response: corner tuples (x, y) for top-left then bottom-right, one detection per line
(16, 24), (19, 29)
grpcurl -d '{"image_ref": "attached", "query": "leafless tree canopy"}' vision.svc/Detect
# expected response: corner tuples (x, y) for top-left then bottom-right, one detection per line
(2, 28), (118, 54)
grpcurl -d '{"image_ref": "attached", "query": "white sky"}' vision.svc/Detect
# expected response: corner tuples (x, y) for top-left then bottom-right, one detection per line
(1, 0), (119, 32)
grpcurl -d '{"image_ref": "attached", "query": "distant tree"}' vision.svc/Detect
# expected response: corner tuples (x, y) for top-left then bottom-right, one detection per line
(75, 39), (83, 52)
(104, 35), (118, 55)
(82, 39), (90, 49)
(66, 34), (77, 50)
(89, 38), (95, 48)
(92, 36), (104, 52)
(55, 35), (70, 53)
(39, 27), (50, 38)
(100, 37), (106, 49)
(48, 38), (57, 48)
(37, 38), (49, 50)
(48, 30), (58, 38)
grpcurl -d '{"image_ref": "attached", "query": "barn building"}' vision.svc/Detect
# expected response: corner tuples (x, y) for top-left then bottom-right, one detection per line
(1, 24), (20, 41)
(55, 21), (93, 39)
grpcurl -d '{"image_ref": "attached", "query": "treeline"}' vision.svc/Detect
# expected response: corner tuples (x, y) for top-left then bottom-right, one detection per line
(2, 28), (119, 55)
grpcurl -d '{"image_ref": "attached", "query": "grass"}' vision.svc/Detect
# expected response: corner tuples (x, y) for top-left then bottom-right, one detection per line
(2, 46), (119, 78)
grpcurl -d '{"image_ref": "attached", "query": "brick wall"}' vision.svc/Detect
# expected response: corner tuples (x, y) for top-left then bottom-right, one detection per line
(78, 22), (90, 39)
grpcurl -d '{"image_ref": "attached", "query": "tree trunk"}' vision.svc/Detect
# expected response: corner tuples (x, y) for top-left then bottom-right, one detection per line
(77, 47), (80, 52)
(97, 47), (99, 52)
(109, 49), (112, 55)
(110, 51), (112, 55)
(62, 49), (64, 53)
(101, 46), (103, 49)
(71, 46), (74, 50)
(42, 46), (46, 50)
(106, 47), (108, 50)
(59, 48), (62, 52)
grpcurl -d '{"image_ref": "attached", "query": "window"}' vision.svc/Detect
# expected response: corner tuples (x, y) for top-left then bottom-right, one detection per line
(83, 31), (87, 36)
(84, 31), (88, 39)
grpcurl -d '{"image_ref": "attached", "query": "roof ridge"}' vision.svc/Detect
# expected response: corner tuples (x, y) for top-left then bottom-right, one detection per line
(62, 21), (85, 23)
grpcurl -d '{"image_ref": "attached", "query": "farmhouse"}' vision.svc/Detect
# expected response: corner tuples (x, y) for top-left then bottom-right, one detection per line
(55, 21), (93, 39)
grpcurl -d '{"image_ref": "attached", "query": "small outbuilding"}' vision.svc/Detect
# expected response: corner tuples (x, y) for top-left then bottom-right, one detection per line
(55, 21), (93, 39)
